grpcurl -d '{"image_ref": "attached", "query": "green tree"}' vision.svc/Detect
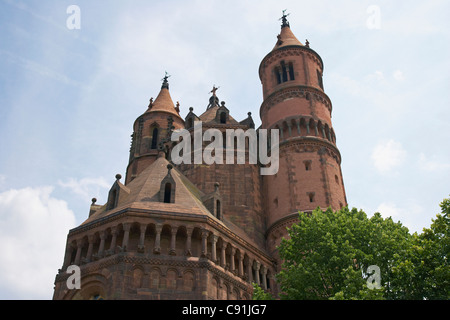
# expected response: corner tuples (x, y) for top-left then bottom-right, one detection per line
(277, 206), (411, 300)
(391, 198), (450, 299)
(252, 282), (274, 300)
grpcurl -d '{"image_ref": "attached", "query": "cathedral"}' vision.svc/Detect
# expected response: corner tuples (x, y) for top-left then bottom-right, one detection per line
(53, 13), (347, 300)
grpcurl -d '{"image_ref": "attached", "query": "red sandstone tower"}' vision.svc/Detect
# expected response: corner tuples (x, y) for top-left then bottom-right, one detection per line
(260, 14), (347, 259)
(125, 74), (184, 185)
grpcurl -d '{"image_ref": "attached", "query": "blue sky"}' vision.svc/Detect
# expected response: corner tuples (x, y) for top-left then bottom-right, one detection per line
(0, 0), (449, 299)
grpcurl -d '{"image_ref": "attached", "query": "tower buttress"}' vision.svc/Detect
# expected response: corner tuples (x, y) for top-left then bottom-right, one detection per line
(260, 13), (347, 259)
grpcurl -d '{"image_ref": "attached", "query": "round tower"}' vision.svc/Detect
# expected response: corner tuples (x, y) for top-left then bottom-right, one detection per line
(260, 13), (347, 258)
(125, 74), (185, 184)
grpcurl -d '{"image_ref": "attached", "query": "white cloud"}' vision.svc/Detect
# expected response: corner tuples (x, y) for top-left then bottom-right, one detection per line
(366, 70), (385, 82)
(381, 0), (450, 36)
(371, 140), (407, 174)
(376, 202), (403, 220)
(393, 70), (405, 81)
(0, 186), (76, 299)
(375, 202), (426, 233)
(418, 153), (450, 172)
(58, 177), (110, 201)
(364, 70), (405, 84)
(0, 49), (85, 88)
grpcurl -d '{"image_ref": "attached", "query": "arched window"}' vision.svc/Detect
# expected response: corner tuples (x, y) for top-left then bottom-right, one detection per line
(164, 183), (172, 203)
(183, 271), (195, 292)
(150, 269), (160, 289)
(151, 127), (159, 149)
(275, 61), (294, 84)
(166, 270), (177, 290)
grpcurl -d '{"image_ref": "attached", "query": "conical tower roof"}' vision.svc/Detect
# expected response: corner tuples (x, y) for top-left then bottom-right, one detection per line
(272, 13), (303, 51)
(145, 75), (181, 118)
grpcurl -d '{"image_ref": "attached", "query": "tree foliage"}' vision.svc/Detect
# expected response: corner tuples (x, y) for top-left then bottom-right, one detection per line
(272, 198), (450, 300)
(252, 282), (274, 300)
(390, 198), (449, 299)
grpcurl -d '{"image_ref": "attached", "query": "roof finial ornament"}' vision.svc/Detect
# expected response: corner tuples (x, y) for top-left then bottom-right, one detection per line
(161, 71), (171, 89)
(279, 9), (290, 28)
(210, 85), (220, 97)
(167, 164), (173, 176)
(148, 97), (154, 109)
(207, 85), (220, 110)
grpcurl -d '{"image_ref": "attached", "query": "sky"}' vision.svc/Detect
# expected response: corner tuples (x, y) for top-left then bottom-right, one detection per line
(0, 0), (449, 300)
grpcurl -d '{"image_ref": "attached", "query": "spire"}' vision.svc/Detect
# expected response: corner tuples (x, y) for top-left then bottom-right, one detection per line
(145, 72), (181, 118)
(273, 11), (303, 51)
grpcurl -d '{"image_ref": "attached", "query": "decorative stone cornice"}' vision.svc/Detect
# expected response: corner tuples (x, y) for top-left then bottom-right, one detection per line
(277, 136), (342, 164)
(260, 85), (333, 119)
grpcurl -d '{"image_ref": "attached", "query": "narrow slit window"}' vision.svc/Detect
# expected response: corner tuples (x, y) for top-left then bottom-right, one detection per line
(107, 189), (117, 210)
(275, 67), (282, 84)
(216, 200), (221, 220)
(308, 193), (315, 203)
(186, 118), (193, 129)
(317, 69), (323, 89)
(151, 127), (159, 149)
(164, 183), (172, 203)
(304, 161), (312, 171)
(288, 63), (295, 80)
(220, 112), (226, 124)
(223, 132), (227, 149)
(281, 61), (288, 82)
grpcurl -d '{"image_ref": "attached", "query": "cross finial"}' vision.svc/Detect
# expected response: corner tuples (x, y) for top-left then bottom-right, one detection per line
(210, 85), (220, 96)
(279, 9), (290, 28)
(207, 85), (220, 109)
